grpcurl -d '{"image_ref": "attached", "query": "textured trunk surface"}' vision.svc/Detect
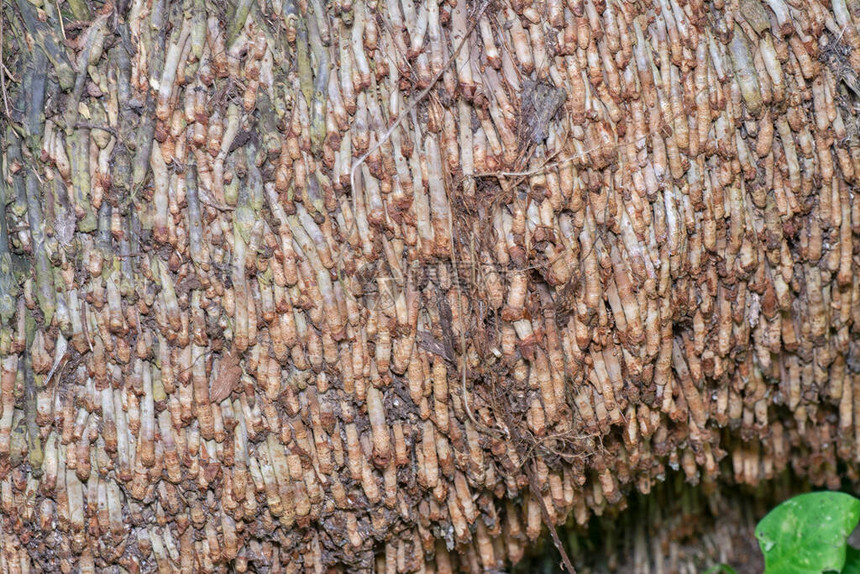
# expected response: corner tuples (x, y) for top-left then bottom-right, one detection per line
(0, 0), (859, 571)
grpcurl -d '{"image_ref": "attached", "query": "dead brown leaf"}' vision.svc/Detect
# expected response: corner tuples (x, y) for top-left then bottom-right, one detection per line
(209, 347), (241, 404)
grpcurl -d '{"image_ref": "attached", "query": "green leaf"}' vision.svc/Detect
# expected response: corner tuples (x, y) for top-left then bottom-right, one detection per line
(702, 564), (739, 574)
(755, 492), (860, 574)
(842, 547), (860, 574)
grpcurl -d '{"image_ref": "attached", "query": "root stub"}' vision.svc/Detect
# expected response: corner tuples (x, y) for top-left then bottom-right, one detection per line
(0, 0), (859, 572)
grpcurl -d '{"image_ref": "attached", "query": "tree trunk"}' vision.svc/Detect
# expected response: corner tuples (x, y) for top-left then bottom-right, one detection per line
(0, 0), (859, 571)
